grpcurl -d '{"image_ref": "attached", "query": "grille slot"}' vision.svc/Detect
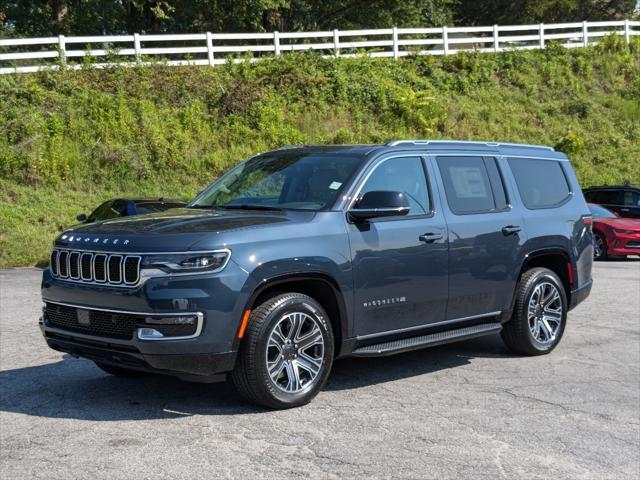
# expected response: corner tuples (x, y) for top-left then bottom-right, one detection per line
(69, 252), (80, 279)
(81, 253), (92, 280)
(50, 250), (59, 276)
(123, 256), (141, 284)
(49, 249), (141, 288)
(58, 251), (69, 277)
(108, 255), (123, 284)
(93, 254), (107, 282)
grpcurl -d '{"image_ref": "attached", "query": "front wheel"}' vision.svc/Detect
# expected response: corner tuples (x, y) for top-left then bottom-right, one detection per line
(501, 267), (567, 356)
(593, 232), (608, 260)
(231, 293), (334, 409)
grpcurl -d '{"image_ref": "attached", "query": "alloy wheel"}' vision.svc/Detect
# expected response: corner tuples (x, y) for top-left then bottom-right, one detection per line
(265, 311), (325, 394)
(527, 281), (563, 345)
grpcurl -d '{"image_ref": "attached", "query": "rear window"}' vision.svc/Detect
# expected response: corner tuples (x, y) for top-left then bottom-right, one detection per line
(508, 158), (571, 209)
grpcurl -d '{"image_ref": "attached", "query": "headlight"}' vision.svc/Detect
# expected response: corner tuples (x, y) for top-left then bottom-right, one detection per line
(614, 229), (635, 235)
(141, 250), (230, 274)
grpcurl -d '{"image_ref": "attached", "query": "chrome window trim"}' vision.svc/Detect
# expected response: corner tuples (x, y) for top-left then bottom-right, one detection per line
(43, 300), (204, 341)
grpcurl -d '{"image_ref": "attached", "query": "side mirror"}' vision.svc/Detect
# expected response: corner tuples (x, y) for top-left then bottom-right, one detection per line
(76, 213), (87, 223)
(348, 191), (410, 222)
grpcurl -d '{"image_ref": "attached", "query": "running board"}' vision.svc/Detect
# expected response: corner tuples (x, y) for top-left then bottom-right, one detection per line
(351, 323), (503, 357)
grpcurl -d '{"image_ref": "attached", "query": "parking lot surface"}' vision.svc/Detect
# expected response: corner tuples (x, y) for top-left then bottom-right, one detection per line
(1, 261), (639, 479)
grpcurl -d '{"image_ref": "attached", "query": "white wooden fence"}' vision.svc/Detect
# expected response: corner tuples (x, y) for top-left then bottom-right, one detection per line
(1, 19), (638, 74)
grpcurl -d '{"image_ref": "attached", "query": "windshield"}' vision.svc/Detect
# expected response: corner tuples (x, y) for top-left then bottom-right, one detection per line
(189, 151), (364, 211)
(588, 204), (616, 218)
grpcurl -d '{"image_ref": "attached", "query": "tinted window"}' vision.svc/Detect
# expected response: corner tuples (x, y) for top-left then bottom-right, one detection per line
(191, 152), (363, 211)
(87, 201), (120, 222)
(360, 156), (430, 216)
(436, 156), (495, 214)
(593, 190), (623, 205)
(623, 190), (640, 207)
(508, 158), (571, 209)
(484, 157), (509, 210)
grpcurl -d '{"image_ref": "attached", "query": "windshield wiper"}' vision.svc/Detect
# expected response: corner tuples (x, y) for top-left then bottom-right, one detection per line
(214, 204), (285, 211)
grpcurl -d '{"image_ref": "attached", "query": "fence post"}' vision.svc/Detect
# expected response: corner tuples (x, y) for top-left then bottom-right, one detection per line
(493, 24), (499, 52)
(273, 31), (281, 56)
(624, 19), (630, 44)
(392, 27), (399, 59)
(582, 21), (588, 47)
(206, 32), (215, 66)
(539, 23), (545, 49)
(442, 26), (449, 55)
(57, 34), (66, 67)
(333, 29), (340, 57)
(133, 33), (141, 63)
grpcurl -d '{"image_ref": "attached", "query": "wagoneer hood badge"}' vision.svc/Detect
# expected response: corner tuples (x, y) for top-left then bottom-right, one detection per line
(59, 234), (131, 246)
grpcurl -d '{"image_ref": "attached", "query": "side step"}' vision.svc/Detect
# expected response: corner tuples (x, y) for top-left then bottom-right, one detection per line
(351, 323), (502, 357)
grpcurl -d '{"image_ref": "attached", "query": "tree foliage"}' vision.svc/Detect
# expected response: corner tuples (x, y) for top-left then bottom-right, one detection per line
(1, 0), (636, 37)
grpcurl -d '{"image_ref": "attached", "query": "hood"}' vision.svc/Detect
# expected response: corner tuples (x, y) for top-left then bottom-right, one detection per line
(55, 208), (315, 252)
(596, 217), (640, 230)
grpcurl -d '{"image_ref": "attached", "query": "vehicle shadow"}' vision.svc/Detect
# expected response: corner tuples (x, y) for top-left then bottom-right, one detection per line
(0, 336), (511, 420)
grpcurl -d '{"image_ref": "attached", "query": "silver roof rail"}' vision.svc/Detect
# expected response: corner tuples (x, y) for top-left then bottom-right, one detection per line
(385, 140), (554, 151)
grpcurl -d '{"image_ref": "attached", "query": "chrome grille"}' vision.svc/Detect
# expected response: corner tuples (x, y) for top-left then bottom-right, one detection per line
(50, 249), (141, 287)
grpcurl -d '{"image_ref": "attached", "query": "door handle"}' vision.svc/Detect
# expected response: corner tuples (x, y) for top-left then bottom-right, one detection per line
(502, 225), (522, 236)
(419, 232), (443, 243)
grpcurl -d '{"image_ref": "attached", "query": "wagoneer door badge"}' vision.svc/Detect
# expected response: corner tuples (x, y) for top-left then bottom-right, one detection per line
(60, 234), (130, 245)
(363, 297), (407, 309)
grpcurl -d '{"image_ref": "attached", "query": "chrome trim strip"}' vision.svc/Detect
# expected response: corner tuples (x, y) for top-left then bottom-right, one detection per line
(356, 311), (502, 341)
(43, 300), (204, 341)
(123, 256), (141, 285)
(52, 247), (232, 256)
(58, 251), (69, 278)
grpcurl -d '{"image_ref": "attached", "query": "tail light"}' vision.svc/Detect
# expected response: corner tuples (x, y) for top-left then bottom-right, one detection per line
(583, 215), (593, 231)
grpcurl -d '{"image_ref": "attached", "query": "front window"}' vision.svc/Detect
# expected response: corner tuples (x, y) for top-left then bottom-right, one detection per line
(190, 152), (364, 211)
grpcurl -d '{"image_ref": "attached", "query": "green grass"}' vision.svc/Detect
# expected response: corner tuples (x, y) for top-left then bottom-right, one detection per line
(1, 36), (639, 267)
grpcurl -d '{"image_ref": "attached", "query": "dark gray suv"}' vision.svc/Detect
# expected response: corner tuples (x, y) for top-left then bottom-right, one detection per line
(41, 141), (594, 408)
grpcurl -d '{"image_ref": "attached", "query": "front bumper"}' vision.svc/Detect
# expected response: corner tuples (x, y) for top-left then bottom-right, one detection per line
(608, 234), (640, 256)
(40, 261), (253, 378)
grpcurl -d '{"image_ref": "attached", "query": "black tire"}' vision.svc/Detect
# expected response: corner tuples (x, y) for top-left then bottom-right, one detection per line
(501, 267), (568, 356)
(94, 362), (149, 377)
(231, 293), (334, 409)
(593, 231), (608, 261)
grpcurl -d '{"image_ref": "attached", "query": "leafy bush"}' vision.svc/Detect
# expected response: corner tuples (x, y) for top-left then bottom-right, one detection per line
(0, 37), (639, 266)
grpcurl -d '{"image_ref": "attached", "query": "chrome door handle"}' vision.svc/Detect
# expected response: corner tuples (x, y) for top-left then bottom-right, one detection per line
(419, 232), (443, 243)
(501, 225), (522, 236)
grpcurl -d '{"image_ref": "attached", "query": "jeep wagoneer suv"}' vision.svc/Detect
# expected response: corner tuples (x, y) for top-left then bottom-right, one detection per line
(41, 141), (594, 408)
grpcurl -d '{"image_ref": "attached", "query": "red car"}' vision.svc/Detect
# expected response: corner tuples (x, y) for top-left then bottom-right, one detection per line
(588, 204), (640, 260)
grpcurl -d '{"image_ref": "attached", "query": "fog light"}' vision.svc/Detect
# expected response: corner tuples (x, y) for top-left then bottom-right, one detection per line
(144, 316), (196, 325)
(138, 328), (164, 339)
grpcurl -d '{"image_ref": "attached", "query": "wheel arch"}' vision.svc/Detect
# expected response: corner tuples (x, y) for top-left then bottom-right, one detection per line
(503, 248), (573, 322)
(239, 272), (349, 357)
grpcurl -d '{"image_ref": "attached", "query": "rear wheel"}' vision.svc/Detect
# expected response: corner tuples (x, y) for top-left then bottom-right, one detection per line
(94, 362), (149, 377)
(501, 267), (567, 356)
(231, 293), (334, 409)
(593, 232), (608, 260)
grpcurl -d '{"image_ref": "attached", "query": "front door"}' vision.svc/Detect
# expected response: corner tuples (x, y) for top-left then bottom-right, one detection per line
(346, 155), (449, 338)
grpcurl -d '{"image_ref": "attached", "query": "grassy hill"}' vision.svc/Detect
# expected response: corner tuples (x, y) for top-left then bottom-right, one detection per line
(1, 35), (639, 267)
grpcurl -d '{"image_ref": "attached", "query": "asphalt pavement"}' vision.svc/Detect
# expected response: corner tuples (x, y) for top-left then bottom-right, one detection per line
(1, 261), (639, 479)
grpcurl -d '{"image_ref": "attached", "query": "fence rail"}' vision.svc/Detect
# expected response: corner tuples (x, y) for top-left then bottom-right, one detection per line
(1, 19), (638, 74)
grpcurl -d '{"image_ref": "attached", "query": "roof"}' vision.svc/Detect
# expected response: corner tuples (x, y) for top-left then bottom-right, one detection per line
(273, 140), (567, 160)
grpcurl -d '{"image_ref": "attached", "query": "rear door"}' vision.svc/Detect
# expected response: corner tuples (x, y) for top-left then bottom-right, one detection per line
(432, 154), (525, 320)
(347, 154), (449, 338)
